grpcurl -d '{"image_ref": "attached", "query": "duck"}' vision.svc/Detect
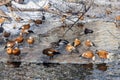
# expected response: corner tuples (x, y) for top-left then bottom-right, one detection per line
(42, 48), (61, 59)
(115, 15), (120, 21)
(85, 40), (95, 47)
(72, 38), (81, 47)
(21, 29), (34, 36)
(96, 50), (109, 59)
(2, 31), (11, 42)
(65, 43), (75, 53)
(19, 24), (30, 30)
(80, 50), (95, 60)
(4, 40), (17, 49)
(0, 17), (6, 26)
(32, 19), (42, 25)
(58, 39), (69, 46)
(84, 28), (94, 35)
(19, 24), (33, 35)
(3, 31), (11, 38)
(50, 39), (69, 49)
(43, 3), (51, 10)
(14, 33), (24, 44)
(12, 47), (21, 56)
(26, 36), (35, 47)
(115, 15), (120, 27)
(6, 47), (13, 55)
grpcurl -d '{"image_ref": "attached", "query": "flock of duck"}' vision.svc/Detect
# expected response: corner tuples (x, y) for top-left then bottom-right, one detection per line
(43, 38), (109, 61)
(0, 14), (110, 61)
(2, 23), (35, 56)
(42, 28), (110, 61)
(0, 17), (110, 62)
(0, 0), (112, 62)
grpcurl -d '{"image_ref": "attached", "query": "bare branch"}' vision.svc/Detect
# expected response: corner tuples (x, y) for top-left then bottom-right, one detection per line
(62, 0), (94, 37)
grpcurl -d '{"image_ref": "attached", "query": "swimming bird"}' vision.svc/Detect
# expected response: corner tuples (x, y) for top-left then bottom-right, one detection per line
(115, 15), (120, 21)
(19, 24), (33, 36)
(4, 40), (17, 49)
(33, 19), (42, 26)
(85, 40), (95, 47)
(42, 48), (61, 59)
(58, 39), (69, 46)
(19, 24), (30, 30)
(14, 33), (24, 45)
(12, 47), (21, 56)
(2, 31), (11, 42)
(6, 47), (13, 55)
(72, 38), (81, 47)
(80, 50), (95, 60)
(20, 29), (34, 36)
(0, 17), (6, 26)
(50, 39), (69, 49)
(3, 31), (11, 38)
(96, 50), (109, 59)
(84, 28), (94, 35)
(26, 36), (35, 47)
(65, 43), (75, 53)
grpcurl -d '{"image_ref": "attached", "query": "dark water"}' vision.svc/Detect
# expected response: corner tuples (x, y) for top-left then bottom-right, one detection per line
(0, 62), (120, 80)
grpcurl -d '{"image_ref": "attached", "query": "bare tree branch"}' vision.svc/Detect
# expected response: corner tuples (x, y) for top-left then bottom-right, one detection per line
(62, 0), (94, 37)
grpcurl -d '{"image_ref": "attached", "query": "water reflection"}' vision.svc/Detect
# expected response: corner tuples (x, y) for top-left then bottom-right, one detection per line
(6, 55), (22, 68)
(6, 61), (21, 68)
(82, 63), (93, 70)
(96, 63), (108, 71)
(1, 62), (118, 80)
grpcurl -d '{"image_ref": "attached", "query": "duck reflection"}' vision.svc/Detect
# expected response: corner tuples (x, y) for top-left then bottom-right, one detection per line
(6, 61), (21, 68)
(96, 63), (108, 71)
(42, 62), (60, 68)
(82, 63), (93, 70)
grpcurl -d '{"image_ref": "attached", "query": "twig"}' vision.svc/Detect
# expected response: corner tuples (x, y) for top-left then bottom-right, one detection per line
(107, 30), (120, 39)
(62, 0), (93, 37)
